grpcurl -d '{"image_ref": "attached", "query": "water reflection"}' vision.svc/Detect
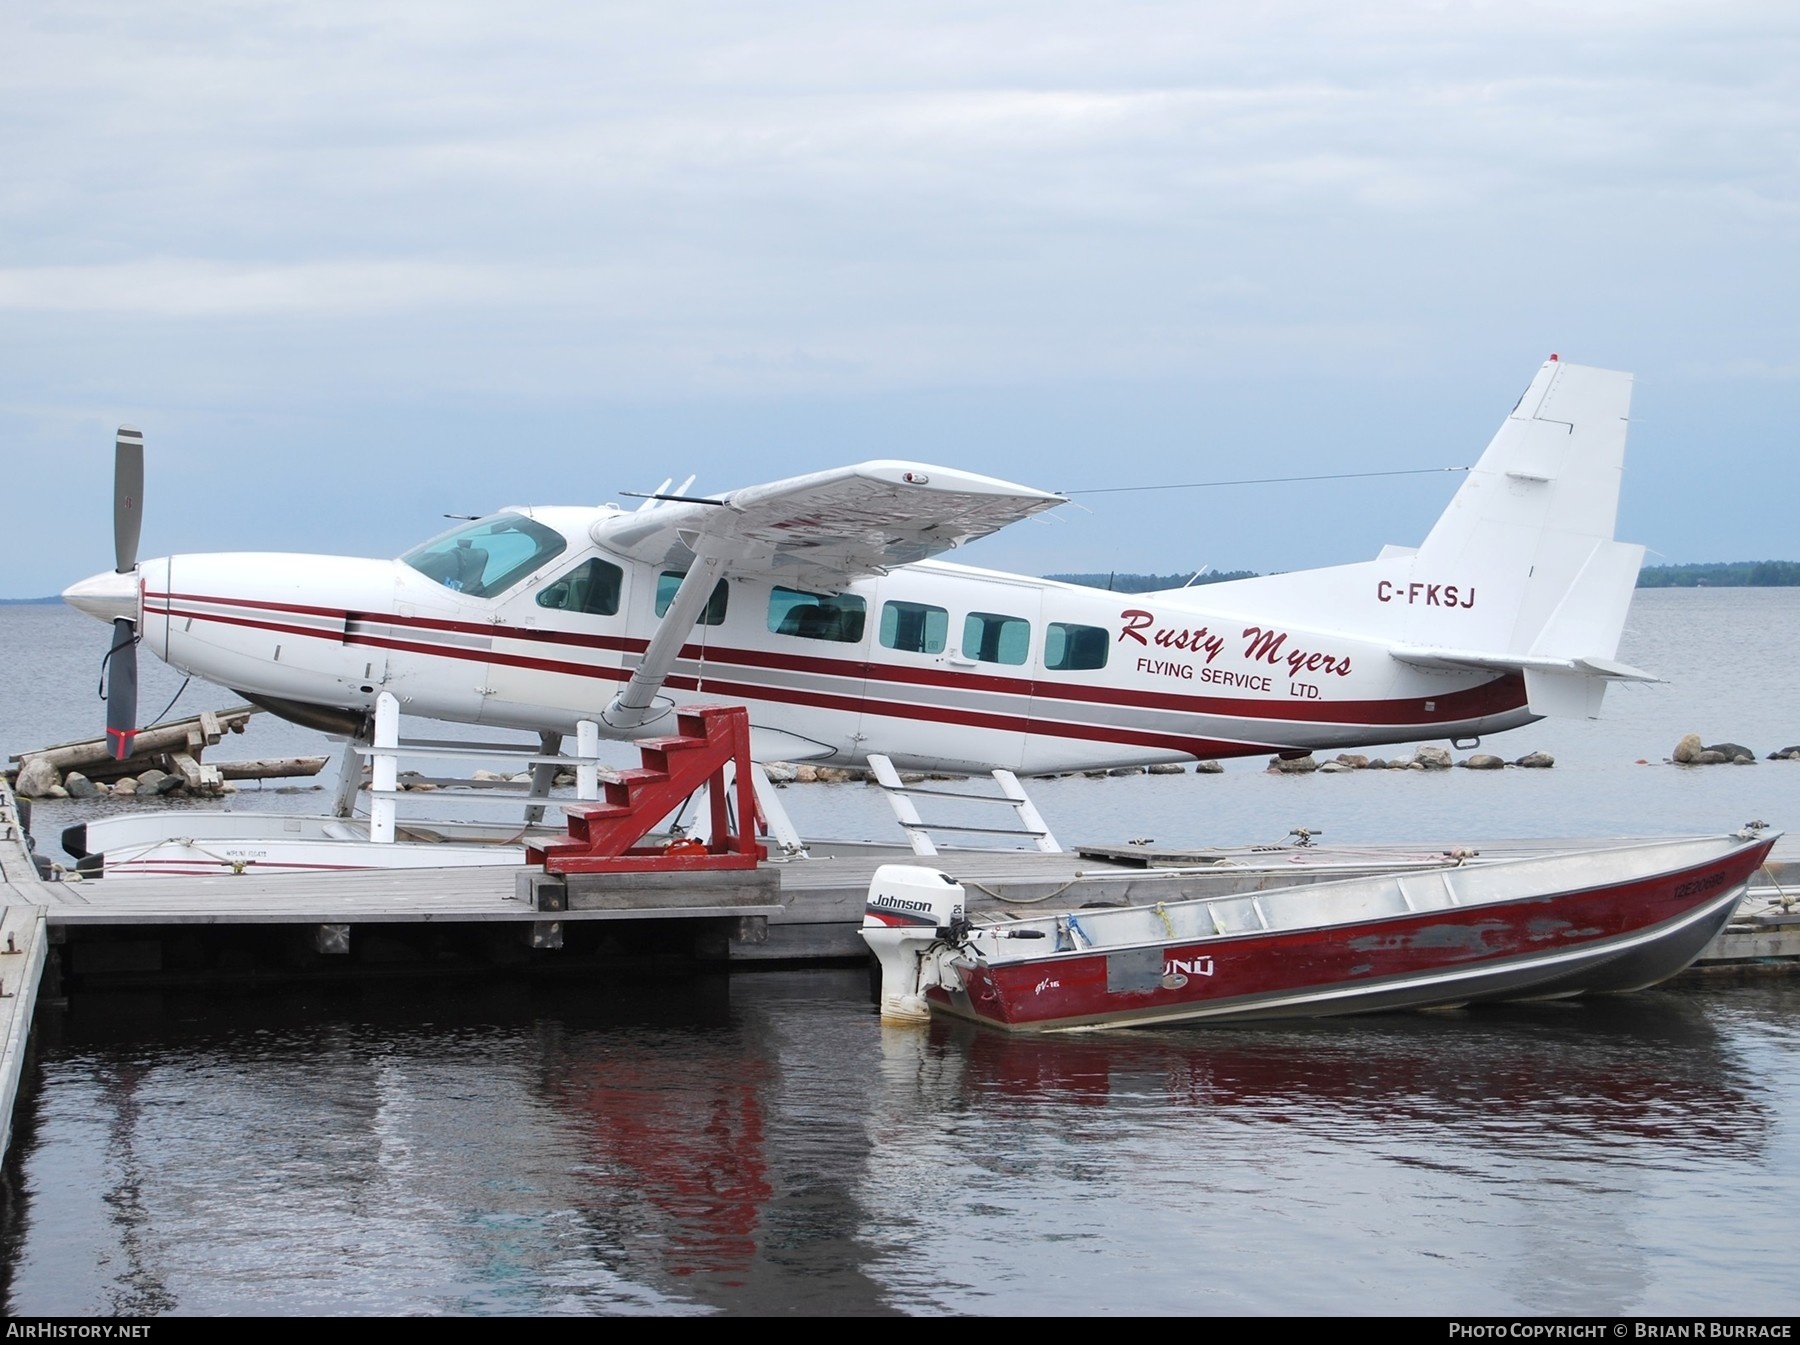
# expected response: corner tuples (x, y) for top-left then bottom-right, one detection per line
(922, 992), (1764, 1153)
(862, 990), (1780, 1316)
(548, 1037), (775, 1287)
(6, 973), (901, 1316)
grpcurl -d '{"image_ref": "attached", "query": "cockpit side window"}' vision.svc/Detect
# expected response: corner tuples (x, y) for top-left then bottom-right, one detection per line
(537, 558), (624, 616)
(402, 514), (567, 599)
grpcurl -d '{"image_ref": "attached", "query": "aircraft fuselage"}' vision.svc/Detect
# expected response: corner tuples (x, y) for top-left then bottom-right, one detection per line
(128, 503), (1532, 775)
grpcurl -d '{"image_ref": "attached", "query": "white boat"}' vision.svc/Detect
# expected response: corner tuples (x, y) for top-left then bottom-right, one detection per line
(58, 809), (540, 877)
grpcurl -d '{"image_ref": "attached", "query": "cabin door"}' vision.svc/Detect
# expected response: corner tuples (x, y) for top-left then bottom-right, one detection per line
(864, 578), (1039, 773)
(478, 558), (635, 727)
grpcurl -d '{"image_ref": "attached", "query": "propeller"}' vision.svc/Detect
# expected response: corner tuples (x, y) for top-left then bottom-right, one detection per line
(105, 426), (144, 760)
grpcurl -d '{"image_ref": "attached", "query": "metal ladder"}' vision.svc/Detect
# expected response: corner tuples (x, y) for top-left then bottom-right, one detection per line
(866, 754), (1062, 858)
(346, 692), (609, 842)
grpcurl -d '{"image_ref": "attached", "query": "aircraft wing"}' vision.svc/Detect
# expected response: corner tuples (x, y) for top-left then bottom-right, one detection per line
(594, 461), (1063, 729)
(592, 460), (1065, 591)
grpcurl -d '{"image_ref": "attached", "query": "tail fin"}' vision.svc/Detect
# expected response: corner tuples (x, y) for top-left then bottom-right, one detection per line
(1389, 356), (1655, 715)
(1188, 356), (1655, 718)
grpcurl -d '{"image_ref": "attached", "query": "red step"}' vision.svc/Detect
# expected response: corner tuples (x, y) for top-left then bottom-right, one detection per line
(527, 704), (767, 874)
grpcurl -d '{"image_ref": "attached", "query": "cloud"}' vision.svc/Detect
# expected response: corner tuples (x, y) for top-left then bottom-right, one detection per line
(0, 260), (528, 317)
(3, 0), (1798, 597)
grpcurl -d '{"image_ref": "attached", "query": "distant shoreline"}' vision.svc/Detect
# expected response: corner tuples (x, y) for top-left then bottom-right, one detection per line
(1048, 562), (1800, 593)
(7, 561), (1797, 604)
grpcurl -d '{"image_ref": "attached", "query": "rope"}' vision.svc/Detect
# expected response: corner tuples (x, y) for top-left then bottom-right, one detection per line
(1751, 863), (1794, 914)
(972, 877), (1082, 904)
(146, 677), (193, 729)
(96, 625), (140, 700)
(101, 836), (254, 875)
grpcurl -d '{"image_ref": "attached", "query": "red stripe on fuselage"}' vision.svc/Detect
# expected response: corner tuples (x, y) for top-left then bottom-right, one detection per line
(146, 588), (1529, 750)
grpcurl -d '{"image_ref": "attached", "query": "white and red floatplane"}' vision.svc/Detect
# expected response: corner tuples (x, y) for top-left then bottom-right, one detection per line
(57, 356), (1659, 876)
(66, 357), (1644, 782)
(861, 829), (1779, 1031)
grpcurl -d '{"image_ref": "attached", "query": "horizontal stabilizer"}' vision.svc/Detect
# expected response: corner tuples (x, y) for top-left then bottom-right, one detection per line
(1572, 655), (1662, 681)
(1393, 645), (1658, 720)
(1391, 648), (1660, 683)
(1524, 668), (1608, 719)
(1390, 526), (1656, 716)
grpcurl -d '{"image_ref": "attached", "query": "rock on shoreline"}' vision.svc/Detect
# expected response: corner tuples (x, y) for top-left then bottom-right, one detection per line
(1672, 733), (1764, 765)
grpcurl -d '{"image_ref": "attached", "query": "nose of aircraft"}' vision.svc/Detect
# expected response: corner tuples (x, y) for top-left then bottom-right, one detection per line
(63, 568), (139, 624)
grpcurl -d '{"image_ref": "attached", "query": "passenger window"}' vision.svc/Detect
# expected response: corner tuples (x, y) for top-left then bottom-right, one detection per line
(769, 587), (867, 643)
(655, 571), (729, 625)
(963, 612), (1030, 665)
(879, 601), (948, 654)
(1045, 622), (1109, 671)
(536, 558), (624, 616)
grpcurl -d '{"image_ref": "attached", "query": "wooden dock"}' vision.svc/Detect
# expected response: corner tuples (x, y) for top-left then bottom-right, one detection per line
(9, 789), (1798, 967)
(0, 786), (51, 1162)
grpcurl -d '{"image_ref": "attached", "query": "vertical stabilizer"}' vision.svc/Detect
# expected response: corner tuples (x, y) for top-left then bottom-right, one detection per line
(1389, 357), (1655, 715)
(1188, 356), (1653, 719)
(1408, 356), (1634, 653)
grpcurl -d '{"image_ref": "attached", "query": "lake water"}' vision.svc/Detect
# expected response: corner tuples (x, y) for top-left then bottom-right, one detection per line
(3, 592), (1799, 1316)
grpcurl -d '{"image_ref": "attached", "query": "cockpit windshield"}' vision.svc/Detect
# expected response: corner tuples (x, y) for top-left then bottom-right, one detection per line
(401, 513), (568, 599)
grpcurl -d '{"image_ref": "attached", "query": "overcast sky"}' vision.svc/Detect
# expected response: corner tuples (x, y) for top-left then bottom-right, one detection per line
(4, 0), (1796, 598)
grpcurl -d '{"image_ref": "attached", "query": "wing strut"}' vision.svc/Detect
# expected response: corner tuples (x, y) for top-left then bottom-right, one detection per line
(603, 549), (729, 730)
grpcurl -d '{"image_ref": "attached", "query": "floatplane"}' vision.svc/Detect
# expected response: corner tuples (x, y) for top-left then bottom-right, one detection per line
(59, 355), (1660, 877)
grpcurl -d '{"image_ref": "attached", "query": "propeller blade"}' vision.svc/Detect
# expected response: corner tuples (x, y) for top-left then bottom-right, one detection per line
(114, 424), (144, 574)
(106, 617), (139, 760)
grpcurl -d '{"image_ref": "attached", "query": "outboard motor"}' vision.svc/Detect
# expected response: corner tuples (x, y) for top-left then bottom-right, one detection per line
(860, 864), (966, 1023)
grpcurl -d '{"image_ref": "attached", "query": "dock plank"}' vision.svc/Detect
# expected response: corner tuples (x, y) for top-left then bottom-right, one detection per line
(0, 784), (51, 1162)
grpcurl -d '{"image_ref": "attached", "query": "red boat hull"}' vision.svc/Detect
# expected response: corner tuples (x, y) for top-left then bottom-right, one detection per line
(924, 837), (1774, 1031)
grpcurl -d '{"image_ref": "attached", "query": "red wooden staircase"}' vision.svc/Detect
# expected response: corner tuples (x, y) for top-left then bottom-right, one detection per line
(527, 705), (767, 874)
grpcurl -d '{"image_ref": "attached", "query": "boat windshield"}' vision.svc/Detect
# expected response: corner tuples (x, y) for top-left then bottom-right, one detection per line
(401, 513), (568, 599)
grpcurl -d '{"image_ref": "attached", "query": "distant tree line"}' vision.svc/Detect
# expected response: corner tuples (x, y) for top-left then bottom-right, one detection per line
(1050, 562), (1800, 592)
(1635, 561), (1800, 588)
(1045, 570), (1261, 593)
